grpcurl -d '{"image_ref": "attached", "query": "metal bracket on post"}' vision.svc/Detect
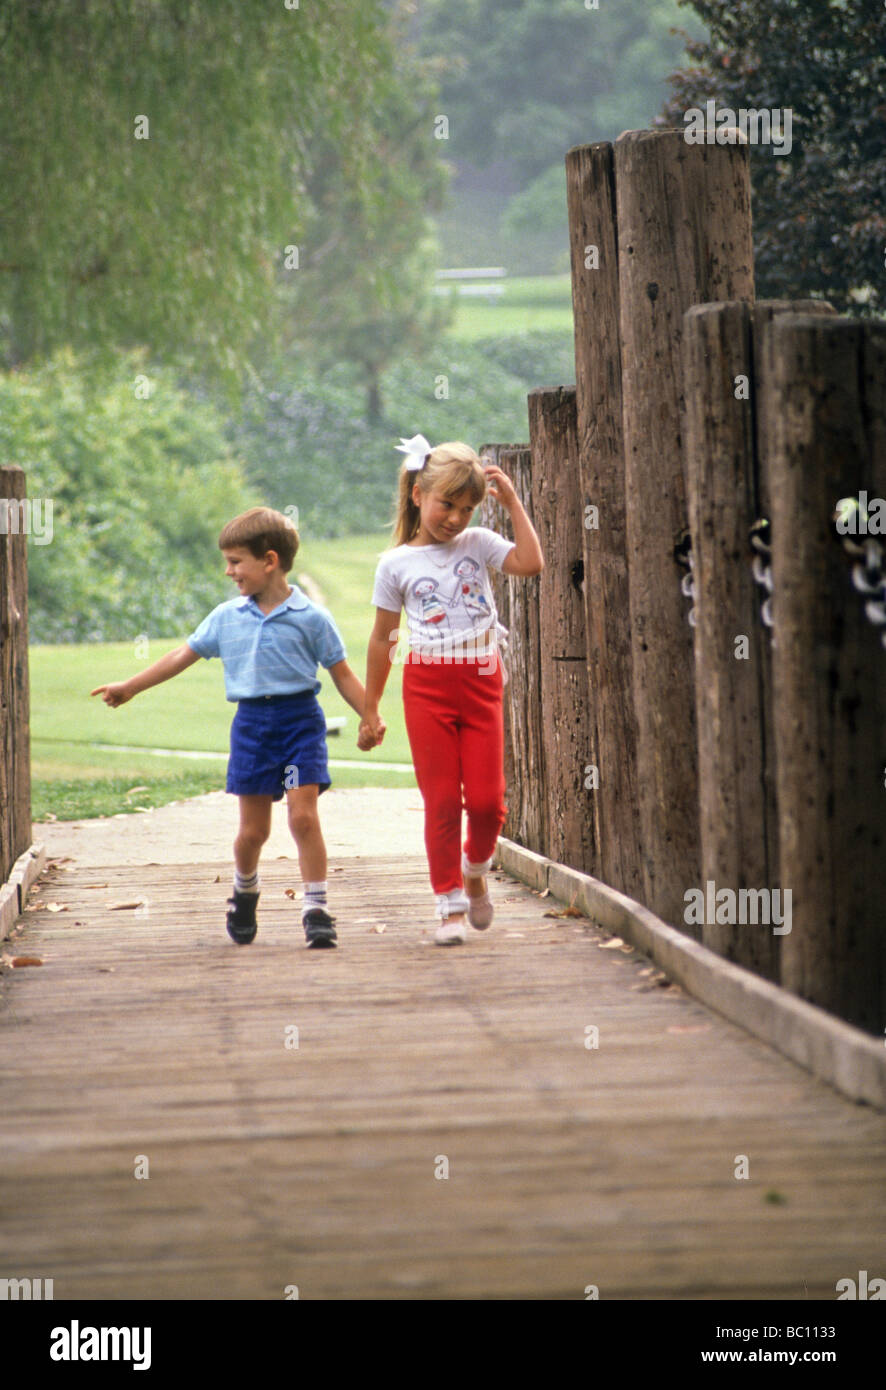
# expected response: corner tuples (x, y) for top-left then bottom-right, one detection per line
(750, 518), (774, 640)
(673, 530), (696, 627)
(835, 499), (886, 650)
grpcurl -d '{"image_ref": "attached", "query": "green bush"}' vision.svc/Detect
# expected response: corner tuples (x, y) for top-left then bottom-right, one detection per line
(0, 348), (256, 642)
(226, 332), (573, 539)
(4, 330), (574, 640)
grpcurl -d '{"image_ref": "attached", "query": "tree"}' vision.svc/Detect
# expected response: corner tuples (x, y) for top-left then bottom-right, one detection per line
(280, 2), (455, 423)
(414, 0), (700, 183)
(659, 0), (885, 314)
(0, 348), (253, 641)
(0, 0), (416, 383)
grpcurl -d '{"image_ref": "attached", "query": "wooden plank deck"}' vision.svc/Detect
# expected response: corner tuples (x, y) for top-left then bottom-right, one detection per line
(2, 852), (885, 1300)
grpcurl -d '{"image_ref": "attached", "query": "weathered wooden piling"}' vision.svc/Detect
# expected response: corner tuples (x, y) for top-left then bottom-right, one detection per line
(527, 386), (598, 874)
(614, 129), (755, 930)
(479, 444), (546, 855)
(769, 316), (886, 1031)
(0, 465), (32, 883)
(565, 141), (643, 899)
(682, 299), (836, 978)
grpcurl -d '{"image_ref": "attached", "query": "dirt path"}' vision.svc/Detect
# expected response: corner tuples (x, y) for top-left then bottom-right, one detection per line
(36, 787), (426, 868)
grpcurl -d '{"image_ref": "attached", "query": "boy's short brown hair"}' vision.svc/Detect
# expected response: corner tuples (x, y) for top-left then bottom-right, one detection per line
(218, 507), (299, 572)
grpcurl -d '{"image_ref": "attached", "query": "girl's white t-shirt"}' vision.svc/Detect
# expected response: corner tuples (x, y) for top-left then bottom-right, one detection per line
(372, 526), (515, 655)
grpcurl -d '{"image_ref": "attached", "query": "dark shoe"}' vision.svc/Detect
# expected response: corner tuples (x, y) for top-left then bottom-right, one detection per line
(303, 907), (337, 949)
(226, 890), (259, 945)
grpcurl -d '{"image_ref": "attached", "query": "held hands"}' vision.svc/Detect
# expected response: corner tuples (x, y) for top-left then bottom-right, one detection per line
(357, 712), (386, 750)
(90, 681), (134, 708)
(483, 464), (519, 510)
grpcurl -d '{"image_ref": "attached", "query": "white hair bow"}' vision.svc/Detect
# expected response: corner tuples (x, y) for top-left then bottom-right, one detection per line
(395, 433), (432, 471)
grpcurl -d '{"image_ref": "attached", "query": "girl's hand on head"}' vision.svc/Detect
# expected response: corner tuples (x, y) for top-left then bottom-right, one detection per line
(90, 682), (133, 708)
(483, 465), (518, 509)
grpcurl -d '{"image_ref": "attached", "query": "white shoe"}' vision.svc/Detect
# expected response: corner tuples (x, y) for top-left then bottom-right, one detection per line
(435, 913), (467, 946)
(462, 852), (495, 930)
(467, 892), (494, 930)
(434, 893), (468, 945)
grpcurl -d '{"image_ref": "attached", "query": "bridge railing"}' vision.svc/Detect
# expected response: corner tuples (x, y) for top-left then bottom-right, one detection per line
(481, 128), (885, 1033)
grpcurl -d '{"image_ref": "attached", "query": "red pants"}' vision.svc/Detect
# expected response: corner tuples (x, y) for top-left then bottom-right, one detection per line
(402, 652), (507, 894)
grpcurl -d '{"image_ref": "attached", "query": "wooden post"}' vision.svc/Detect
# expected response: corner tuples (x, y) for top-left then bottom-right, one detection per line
(0, 465), (32, 883)
(565, 142), (643, 899)
(683, 299), (836, 978)
(527, 386), (598, 874)
(769, 316), (886, 1031)
(479, 442), (520, 842)
(479, 444), (547, 855)
(614, 129), (755, 930)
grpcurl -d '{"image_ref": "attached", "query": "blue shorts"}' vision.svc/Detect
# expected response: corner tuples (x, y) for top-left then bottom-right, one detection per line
(226, 691), (330, 799)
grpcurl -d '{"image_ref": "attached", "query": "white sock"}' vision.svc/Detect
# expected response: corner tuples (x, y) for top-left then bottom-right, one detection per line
(436, 888), (470, 918)
(462, 850), (494, 878)
(234, 868), (259, 895)
(303, 880), (328, 918)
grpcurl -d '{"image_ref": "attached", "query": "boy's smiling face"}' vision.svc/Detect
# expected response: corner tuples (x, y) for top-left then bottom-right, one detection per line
(223, 545), (278, 599)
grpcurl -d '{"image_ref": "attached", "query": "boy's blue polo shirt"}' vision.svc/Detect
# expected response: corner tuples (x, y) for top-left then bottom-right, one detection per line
(187, 584), (346, 701)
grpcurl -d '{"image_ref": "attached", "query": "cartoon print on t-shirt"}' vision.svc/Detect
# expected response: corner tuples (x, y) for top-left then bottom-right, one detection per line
(448, 557), (492, 622)
(411, 577), (452, 640)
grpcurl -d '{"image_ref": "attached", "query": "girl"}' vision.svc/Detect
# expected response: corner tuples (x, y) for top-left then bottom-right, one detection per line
(359, 436), (543, 944)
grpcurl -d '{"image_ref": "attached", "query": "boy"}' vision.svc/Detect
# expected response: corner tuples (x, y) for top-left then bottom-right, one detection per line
(91, 507), (378, 949)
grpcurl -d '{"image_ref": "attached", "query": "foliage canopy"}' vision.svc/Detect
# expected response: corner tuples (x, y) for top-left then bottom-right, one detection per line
(0, 0), (413, 382)
(660, 0), (885, 313)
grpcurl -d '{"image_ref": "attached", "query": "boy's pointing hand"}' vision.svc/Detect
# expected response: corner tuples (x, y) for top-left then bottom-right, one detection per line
(90, 682), (133, 708)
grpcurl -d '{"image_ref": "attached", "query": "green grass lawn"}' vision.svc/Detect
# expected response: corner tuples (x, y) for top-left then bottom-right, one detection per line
(442, 274), (574, 341)
(31, 531), (418, 819)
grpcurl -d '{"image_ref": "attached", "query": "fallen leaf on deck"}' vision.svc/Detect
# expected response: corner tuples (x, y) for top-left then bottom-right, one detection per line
(598, 937), (626, 949)
(666, 1024), (711, 1035)
(46, 903), (69, 913)
(505, 931), (526, 938)
(105, 900), (147, 910)
(542, 906), (585, 919)
(284, 889), (297, 899)
(369, 924), (386, 933)
(80, 883), (109, 890)
(7, 955), (44, 968)
(98, 966), (116, 973)
(25, 902), (46, 911)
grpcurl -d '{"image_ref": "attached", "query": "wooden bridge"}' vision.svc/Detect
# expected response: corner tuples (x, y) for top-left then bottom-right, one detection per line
(2, 809), (884, 1302)
(2, 128), (885, 1319)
